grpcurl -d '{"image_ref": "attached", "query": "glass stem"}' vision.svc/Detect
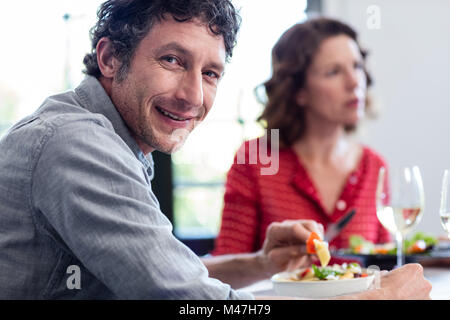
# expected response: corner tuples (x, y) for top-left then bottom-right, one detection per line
(395, 232), (404, 268)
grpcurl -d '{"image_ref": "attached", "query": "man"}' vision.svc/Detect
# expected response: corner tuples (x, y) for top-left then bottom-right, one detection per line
(0, 0), (430, 299)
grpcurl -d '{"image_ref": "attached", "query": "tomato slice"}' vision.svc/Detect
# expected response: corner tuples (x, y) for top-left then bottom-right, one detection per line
(306, 232), (321, 254)
(300, 268), (311, 279)
(408, 240), (427, 254)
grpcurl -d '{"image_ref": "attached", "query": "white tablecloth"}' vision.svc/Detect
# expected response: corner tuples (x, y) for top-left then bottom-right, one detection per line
(424, 267), (450, 299)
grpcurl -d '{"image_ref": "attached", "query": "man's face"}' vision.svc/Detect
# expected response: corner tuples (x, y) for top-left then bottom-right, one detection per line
(110, 16), (226, 154)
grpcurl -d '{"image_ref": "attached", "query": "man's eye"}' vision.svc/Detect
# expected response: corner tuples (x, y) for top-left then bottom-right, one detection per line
(203, 71), (219, 79)
(162, 56), (178, 64)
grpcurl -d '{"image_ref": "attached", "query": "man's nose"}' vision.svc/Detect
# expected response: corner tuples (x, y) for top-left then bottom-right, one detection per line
(175, 71), (204, 109)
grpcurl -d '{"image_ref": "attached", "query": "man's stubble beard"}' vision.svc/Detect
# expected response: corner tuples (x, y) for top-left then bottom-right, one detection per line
(115, 79), (202, 155)
(136, 107), (193, 155)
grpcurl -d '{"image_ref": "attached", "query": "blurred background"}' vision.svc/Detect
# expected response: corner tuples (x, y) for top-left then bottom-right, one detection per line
(1, 0), (449, 254)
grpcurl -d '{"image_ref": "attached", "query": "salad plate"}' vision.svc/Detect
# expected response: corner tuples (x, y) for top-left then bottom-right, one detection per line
(271, 263), (375, 299)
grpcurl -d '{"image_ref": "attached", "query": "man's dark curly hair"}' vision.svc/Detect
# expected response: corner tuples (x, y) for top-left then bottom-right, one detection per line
(83, 0), (241, 81)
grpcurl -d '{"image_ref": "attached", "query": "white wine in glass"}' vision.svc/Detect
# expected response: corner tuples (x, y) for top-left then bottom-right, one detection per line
(439, 169), (450, 238)
(441, 213), (450, 235)
(376, 207), (422, 235)
(376, 166), (425, 267)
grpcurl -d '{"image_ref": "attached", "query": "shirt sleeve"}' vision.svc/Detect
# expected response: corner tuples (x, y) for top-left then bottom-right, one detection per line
(31, 119), (253, 300)
(213, 143), (261, 255)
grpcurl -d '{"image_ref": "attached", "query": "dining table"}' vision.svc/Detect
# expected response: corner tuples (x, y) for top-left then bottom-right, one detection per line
(242, 266), (450, 299)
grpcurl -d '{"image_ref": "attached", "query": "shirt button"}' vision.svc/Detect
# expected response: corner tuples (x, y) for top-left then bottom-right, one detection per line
(349, 175), (358, 185)
(336, 200), (347, 211)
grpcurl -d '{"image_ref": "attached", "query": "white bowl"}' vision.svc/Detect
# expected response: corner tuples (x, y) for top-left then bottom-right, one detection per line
(271, 269), (375, 299)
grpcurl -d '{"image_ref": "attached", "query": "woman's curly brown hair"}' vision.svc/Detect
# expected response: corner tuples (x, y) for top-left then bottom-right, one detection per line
(256, 17), (374, 147)
(83, 0), (241, 82)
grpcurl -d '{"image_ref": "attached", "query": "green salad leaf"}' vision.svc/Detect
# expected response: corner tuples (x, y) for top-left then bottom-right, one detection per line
(349, 235), (365, 249)
(348, 232), (438, 255)
(348, 235), (374, 253)
(312, 264), (344, 280)
(404, 231), (438, 249)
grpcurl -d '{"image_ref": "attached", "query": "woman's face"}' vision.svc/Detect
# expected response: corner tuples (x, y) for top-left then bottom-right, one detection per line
(297, 34), (367, 128)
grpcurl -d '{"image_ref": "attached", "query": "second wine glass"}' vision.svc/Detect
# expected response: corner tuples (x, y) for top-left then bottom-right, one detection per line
(376, 166), (425, 268)
(439, 169), (450, 238)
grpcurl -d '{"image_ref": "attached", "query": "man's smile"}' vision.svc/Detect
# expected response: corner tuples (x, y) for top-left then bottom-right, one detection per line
(155, 105), (193, 121)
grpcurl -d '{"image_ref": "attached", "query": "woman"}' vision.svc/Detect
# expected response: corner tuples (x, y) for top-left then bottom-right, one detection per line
(213, 17), (390, 255)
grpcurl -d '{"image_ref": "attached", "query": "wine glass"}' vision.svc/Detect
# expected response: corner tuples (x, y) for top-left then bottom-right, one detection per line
(439, 169), (450, 238)
(376, 166), (425, 268)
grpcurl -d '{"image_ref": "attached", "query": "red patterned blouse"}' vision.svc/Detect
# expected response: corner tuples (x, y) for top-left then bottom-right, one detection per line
(212, 139), (391, 255)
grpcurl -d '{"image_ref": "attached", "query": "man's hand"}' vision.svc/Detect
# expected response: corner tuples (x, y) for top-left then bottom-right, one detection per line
(339, 263), (432, 300)
(203, 219), (323, 289)
(257, 219), (324, 276)
(378, 264), (432, 299)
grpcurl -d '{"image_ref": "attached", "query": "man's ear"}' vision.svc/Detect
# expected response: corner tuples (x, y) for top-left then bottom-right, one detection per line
(96, 37), (118, 79)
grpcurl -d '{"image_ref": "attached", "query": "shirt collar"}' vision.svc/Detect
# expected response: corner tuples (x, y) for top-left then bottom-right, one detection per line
(74, 76), (154, 179)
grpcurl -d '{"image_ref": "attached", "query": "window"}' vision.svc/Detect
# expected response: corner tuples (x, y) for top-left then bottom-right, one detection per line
(172, 0), (309, 243)
(0, 0), (104, 137)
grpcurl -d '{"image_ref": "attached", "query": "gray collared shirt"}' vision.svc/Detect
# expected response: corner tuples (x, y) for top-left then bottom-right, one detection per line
(0, 76), (253, 300)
